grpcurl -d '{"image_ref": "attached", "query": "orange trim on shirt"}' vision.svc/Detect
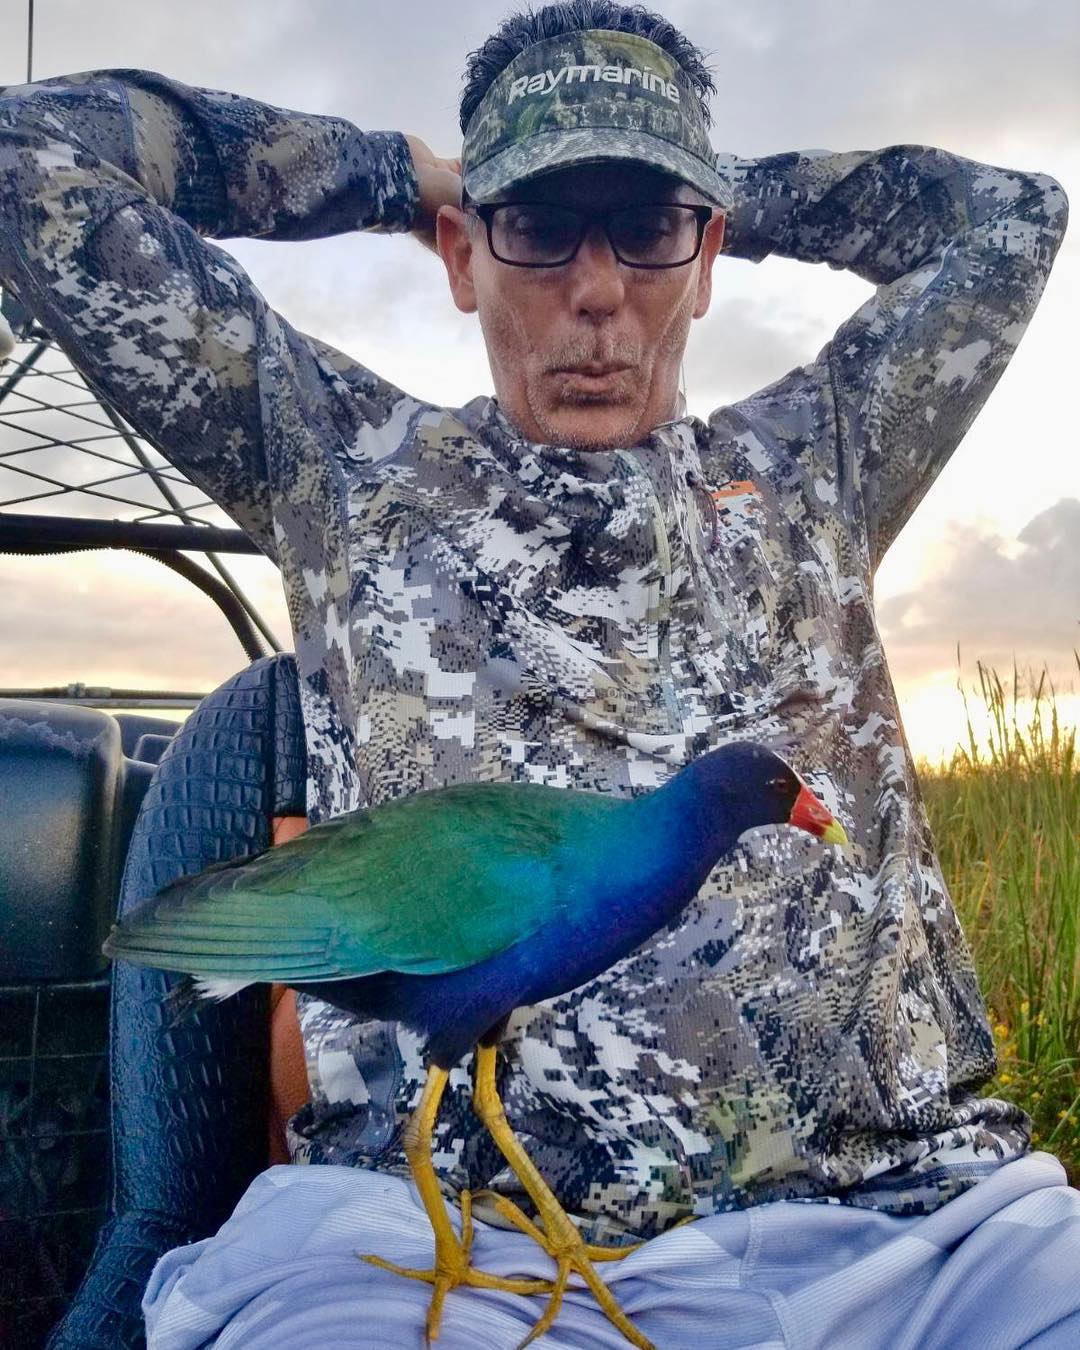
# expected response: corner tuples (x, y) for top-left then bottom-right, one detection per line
(710, 479), (759, 500)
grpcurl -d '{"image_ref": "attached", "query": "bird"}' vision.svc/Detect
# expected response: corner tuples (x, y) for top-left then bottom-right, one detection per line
(103, 740), (848, 1349)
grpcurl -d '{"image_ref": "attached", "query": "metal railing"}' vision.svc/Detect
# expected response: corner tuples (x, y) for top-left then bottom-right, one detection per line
(0, 289), (285, 680)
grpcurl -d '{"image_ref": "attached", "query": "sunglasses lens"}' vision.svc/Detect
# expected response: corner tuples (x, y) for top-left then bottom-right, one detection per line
(490, 204), (580, 265)
(609, 206), (701, 266)
(486, 204), (704, 267)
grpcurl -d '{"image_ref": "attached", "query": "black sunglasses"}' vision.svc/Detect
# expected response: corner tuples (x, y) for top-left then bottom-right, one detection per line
(463, 198), (715, 270)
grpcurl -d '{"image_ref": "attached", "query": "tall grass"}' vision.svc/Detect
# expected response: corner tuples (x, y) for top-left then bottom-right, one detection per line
(919, 658), (1080, 1184)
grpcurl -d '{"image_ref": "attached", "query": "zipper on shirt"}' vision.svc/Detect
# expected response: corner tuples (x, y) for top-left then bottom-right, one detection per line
(614, 450), (682, 732)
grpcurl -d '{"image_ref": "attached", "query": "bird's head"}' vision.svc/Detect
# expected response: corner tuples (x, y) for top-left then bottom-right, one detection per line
(688, 742), (849, 847)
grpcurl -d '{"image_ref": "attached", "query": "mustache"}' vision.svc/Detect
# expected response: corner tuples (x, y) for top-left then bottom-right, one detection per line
(545, 340), (640, 371)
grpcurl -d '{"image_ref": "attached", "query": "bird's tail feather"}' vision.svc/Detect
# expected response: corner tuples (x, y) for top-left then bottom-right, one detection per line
(102, 849), (347, 981)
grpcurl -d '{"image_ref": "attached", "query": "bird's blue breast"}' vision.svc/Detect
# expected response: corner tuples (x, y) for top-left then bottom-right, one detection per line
(324, 769), (729, 1067)
(491, 790), (706, 998)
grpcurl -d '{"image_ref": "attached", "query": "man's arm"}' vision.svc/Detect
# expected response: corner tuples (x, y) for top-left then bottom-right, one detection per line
(0, 70), (420, 556)
(717, 146), (1068, 567)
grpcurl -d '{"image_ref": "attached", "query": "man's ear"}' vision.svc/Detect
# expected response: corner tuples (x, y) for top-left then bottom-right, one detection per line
(692, 212), (726, 321)
(436, 205), (478, 314)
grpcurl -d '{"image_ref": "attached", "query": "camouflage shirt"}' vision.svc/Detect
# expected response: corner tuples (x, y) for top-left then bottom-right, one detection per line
(0, 71), (1068, 1241)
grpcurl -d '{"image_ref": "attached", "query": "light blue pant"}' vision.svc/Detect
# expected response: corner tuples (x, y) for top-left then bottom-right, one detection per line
(143, 1151), (1080, 1348)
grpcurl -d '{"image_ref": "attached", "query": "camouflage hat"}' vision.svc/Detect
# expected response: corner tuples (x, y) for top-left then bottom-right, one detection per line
(462, 29), (731, 209)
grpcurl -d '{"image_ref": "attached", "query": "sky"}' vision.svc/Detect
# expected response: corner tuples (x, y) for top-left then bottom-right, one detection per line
(1, 0), (1077, 763)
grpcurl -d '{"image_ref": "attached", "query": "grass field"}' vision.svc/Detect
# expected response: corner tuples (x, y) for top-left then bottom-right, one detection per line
(918, 661), (1079, 1185)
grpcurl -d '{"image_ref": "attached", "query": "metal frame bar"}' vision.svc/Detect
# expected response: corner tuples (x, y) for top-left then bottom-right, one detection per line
(0, 327), (285, 651)
(0, 512), (259, 553)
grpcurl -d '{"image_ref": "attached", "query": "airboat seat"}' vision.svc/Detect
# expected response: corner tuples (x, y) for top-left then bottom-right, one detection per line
(0, 700), (165, 1342)
(0, 700), (151, 985)
(44, 652), (308, 1350)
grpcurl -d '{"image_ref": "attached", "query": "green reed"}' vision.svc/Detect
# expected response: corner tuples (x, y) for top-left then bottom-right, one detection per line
(918, 657), (1080, 1183)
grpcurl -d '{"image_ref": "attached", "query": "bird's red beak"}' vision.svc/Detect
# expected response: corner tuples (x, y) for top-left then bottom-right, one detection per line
(789, 782), (849, 846)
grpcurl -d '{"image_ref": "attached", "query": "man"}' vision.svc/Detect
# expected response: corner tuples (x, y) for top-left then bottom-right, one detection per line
(2, 3), (1076, 1347)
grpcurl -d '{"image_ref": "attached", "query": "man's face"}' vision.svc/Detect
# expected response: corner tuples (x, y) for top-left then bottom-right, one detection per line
(436, 162), (725, 450)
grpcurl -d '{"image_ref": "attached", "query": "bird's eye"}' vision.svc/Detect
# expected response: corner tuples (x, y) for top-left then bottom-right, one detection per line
(767, 775), (792, 794)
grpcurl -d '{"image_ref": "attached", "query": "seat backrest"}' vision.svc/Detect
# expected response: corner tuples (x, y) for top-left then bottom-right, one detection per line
(112, 713), (185, 760)
(0, 701), (159, 982)
(130, 732), (174, 766)
(0, 700), (178, 1346)
(45, 653), (307, 1350)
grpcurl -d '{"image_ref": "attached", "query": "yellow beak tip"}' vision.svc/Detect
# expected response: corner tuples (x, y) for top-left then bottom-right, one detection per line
(822, 820), (850, 847)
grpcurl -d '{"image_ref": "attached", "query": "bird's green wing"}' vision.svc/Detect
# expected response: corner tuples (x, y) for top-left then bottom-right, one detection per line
(104, 781), (623, 983)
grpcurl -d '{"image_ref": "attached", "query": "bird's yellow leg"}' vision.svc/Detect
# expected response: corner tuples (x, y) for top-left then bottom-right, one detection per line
(471, 1044), (655, 1350)
(361, 1062), (553, 1344)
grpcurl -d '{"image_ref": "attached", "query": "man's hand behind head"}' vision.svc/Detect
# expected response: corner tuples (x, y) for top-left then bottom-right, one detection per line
(405, 135), (462, 255)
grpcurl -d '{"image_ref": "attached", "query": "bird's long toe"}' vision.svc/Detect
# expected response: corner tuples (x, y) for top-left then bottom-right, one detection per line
(361, 1232), (554, 1345)
(467, 1194), (652, 1348)
(512, 1232), (655, 1350)
(471, 1189), (645, 1263)
(360, 1249), (455, 1344)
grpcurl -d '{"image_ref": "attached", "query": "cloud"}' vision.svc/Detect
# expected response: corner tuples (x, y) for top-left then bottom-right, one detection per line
(0, 549), (288, 690)
(878, 498), (1080, 685)
(682, 292), (824, 410)
(21, 0), (1078, 161)
(673, 0), (1080, 160)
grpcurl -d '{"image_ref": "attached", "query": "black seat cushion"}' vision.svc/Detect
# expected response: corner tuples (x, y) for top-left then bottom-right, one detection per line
(0, 701), (127, 982)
